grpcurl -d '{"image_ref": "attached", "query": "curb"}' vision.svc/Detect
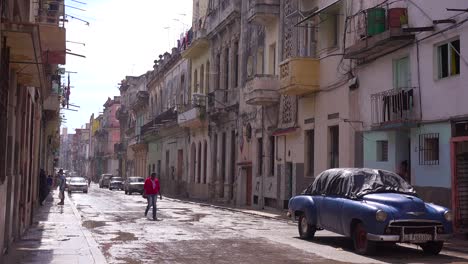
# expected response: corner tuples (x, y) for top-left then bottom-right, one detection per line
(66, 195), (108, 264)
(164, 197), (291, 223)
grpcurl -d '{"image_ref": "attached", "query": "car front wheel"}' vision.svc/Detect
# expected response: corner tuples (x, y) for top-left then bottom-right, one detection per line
(421, 241), (443, 255)
(353, 223), (376, 255)
(298, 214), (316, 239)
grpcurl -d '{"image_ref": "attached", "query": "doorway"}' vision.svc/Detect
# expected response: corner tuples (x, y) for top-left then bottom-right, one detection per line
(246, 167), (252, 206)
(453, 140), (468, 232)
(177, 149), (183, 181)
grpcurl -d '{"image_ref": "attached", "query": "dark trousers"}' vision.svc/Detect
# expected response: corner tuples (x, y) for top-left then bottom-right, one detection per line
(145, 195), (157, 219)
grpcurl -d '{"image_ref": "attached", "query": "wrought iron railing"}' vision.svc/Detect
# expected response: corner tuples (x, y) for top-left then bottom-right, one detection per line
(371, 87), (419, 126)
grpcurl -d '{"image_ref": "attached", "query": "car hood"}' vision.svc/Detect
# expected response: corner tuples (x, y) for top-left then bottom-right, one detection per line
(362, 193), (438, 219)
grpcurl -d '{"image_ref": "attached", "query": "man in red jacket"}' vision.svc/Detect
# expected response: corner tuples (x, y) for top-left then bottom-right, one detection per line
(144, 173), (162, 220)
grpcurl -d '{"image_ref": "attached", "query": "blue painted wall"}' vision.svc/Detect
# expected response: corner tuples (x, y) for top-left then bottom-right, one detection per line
(411, 122), (451, 188)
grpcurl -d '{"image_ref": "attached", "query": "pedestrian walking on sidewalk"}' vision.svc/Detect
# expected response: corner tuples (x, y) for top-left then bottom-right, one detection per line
(143, 172), (162, 221)
(57, 169), (66, 205)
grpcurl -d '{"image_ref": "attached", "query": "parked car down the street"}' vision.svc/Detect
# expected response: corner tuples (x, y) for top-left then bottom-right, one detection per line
(288, 168), (453, 255)
(124, 176), (145, 195)
(68, 177), (89, 194)
(99, 174), (113, 188)
(109, 176), (124, 191)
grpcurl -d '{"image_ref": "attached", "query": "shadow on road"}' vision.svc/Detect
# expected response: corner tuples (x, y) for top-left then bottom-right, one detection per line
(297, 235), (468, 264)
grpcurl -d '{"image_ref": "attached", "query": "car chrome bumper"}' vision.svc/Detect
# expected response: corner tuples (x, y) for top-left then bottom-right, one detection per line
(367, 233), (452, 242)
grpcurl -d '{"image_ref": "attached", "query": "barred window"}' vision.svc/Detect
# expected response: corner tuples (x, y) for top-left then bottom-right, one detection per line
(376, 140), (388, 162)
(419, 133), (439, 165)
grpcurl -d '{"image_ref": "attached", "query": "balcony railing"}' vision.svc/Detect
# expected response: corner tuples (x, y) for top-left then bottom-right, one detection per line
(177, 98), (206, 128)
(247, 0), (280, 25)
(245, 74), (280, 106)
(344, 6), (415, 61)
(205, 0), (241, 35)
(279, 57), (320, 95)
(371, 87), (420, 127)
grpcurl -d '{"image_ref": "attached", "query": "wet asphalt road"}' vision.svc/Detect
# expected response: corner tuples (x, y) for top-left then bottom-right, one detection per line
(68, 185), (468, 264)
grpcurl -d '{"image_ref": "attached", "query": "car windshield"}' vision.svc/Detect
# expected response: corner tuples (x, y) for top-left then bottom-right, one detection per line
(71, 178), (86, 183)
(308, 168), (416, 199)
(130, 178), (144, 183)
(111, 177), (123, 181)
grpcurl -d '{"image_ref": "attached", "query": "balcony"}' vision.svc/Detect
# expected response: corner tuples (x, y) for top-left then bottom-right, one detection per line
(181, 29), (209, 59)
(207, 88), (239, 113)
(279, 57), (320, 95)
(205, 0), (241, 35)
(43, 93), (60, 112)
(344, 6), (415, 61)
(178, 96), (206, 128)
(247, 0), (280, 25)
(345, 28), (414, 61)
(245, 75), (280, 106)
(371, 87), (420, 129)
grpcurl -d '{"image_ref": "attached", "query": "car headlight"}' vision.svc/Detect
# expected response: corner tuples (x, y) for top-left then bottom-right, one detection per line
(444, 211), (453, 222)
(376, 210), (387, 222)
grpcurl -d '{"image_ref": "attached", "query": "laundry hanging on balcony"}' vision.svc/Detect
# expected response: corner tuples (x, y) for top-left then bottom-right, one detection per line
(382, 88), (414, 122)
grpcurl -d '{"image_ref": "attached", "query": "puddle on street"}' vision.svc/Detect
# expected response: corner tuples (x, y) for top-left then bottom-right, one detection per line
(82, 220), (106, 229)
(111, 231), (137, 242)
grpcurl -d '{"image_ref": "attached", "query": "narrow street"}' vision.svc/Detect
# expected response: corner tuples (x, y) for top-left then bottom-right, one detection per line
(65, 185), (468, 264)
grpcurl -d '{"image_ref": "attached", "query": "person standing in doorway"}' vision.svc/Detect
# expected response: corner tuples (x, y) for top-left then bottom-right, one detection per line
(57, 169), (66, 205)
(143, 173), (162, 221)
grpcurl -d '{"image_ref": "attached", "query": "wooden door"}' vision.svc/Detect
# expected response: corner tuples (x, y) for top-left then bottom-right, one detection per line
(246, 167), (252, 206)
(177, 149), (183, 181)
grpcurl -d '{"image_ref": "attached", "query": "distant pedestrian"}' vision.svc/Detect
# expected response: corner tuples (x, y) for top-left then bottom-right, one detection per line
(47, 175), (53, 188)
(57, 169), (66, 205)
(143, 173), (162, 221)
(398, 160), (409, 183)
(39, 169), (49, 206)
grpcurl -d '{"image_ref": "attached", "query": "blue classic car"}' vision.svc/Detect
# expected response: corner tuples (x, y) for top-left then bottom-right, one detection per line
(288, 168), (453, 255)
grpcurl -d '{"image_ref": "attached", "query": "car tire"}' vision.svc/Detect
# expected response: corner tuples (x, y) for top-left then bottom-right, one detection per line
(298, 214), (316, 240)
(129, 191), (132, 195)
(83, 190), (88, 193)
(352, 223), (376, 255)
(125, 190), (128, 195)
(421, 241), (443, 255)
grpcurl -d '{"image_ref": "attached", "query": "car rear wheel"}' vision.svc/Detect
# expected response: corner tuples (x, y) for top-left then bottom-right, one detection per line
(353, 223), (376, 255)
(83, 190), (87, 193)
(298, 214), (316, 239)
(421, 241), (443, 255)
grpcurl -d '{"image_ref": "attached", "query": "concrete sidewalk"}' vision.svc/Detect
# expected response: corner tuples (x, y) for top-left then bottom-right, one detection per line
(4, 191), (106, 264)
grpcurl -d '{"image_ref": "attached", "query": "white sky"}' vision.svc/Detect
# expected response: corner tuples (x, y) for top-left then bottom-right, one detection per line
(61, 0), (192, 132)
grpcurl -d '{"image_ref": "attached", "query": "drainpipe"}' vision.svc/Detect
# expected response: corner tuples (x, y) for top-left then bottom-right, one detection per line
(260, 106), (265, 209)
(416, 41), (423, 121)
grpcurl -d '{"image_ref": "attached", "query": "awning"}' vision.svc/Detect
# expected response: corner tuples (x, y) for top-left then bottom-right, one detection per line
(2, 22), (46, 88)
(272, 127), (298, 136)
(295, 0), (342, 26)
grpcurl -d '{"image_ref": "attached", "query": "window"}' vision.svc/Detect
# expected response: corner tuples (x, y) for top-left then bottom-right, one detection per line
(303, 21), (316, 57)
(256, 48), (264, 74)
(419, 133), (439, 165)
(376, 140), (388, 162)
(393, 56), (410, 88)
(200, 64), (204, 94)
(194, 69), (198, 93)
(206, 60), (210, 92)
(225, 47), (230, 91)
(437, 39), (460, 79)
(269, 136), (275, 176)
(269, 43), (277, 75)
(329, 126), (339, 168)
(258, 137), (263, 175)
(306, 130), (315, 176)
(234, 42), (239, 87)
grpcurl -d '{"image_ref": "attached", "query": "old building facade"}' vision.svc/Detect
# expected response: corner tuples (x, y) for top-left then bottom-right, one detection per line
(0, 0), (66, 259)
